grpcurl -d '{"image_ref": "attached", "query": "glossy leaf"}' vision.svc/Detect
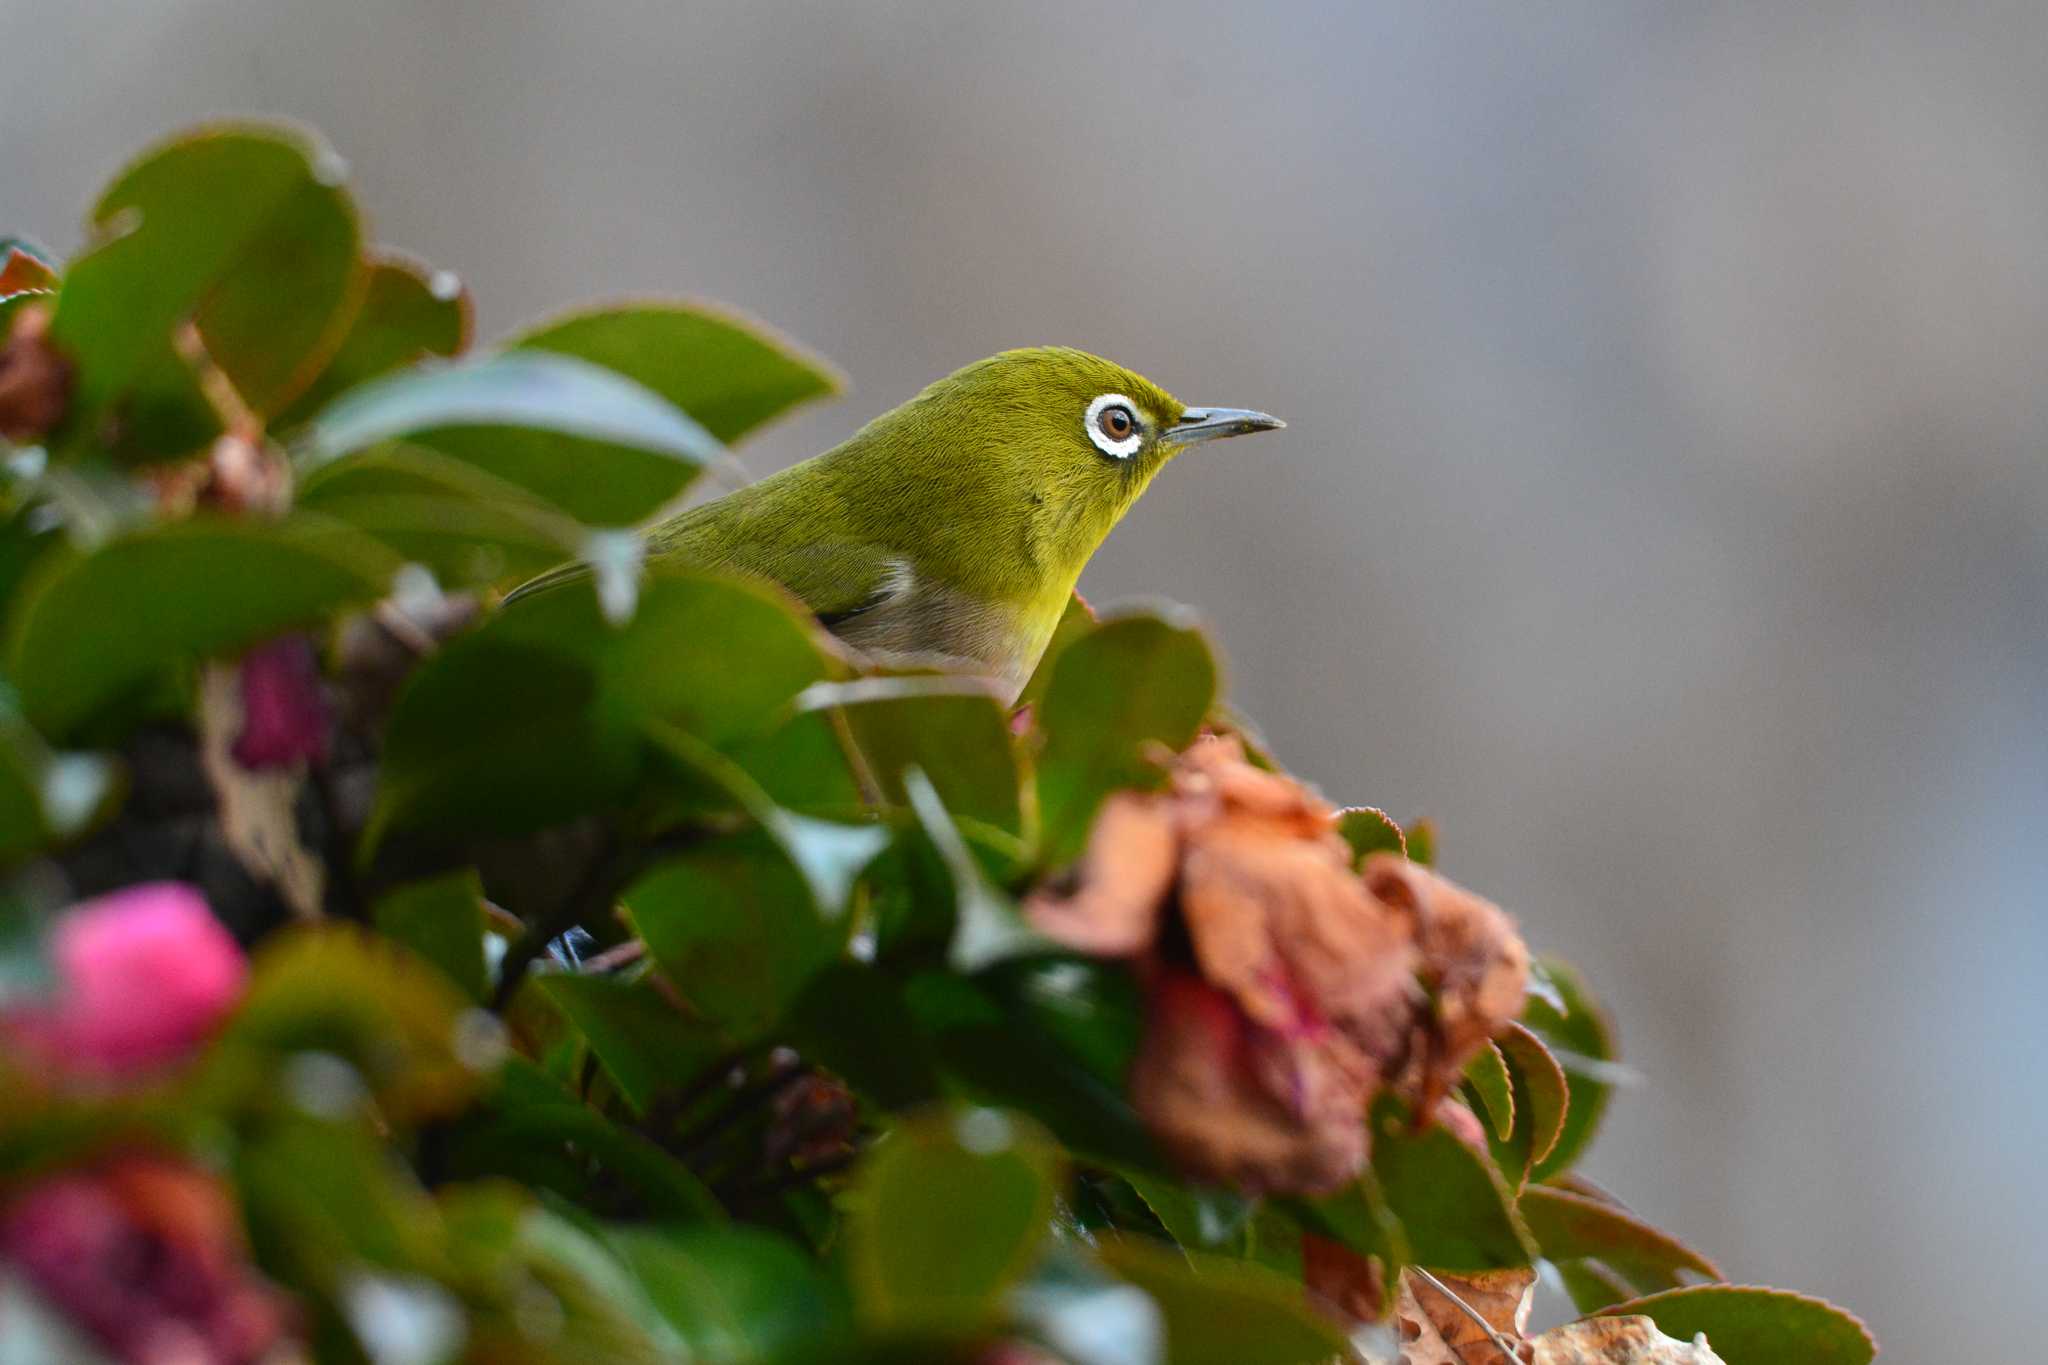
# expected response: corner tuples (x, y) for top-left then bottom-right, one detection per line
(624, 831), (841, 1040)
(7, 516), (397, 738)
(1336, 806), (1405, 863)
(511, 301), (841, 445)
(1464, 1041), (1516, 1143)
(1523, 956), (1619, 1182)
(280, 253), (471, 425)
(846, 1108), (1059, 1333)
(1496, 1021), (1570, 1179)
(612, 1224), (848, 1362)
(910, 970), (1157, 1171)
(1369, 1095), (1533, 1272)
(372, 869), (489, 1003)
(295, 439), (586, 585)
(1010, 1251), (1164, 1365)
(785, 964), (943, 1110)
(1598, 1285), (1876, 1365)
(804, 676), (1025, 833)
(372, 570), (827, 844)
(535, 973), (730, 1115)
(219, 925), (487, 1123)
(1036, 612), (1217, 865)
(903, 768), (1042, 972)
(1122, 1173), (1258, 1250)
(1556, 1257), (1637, 1315)
(1096, 1238), (1351, 1365)
(299, 349), (723, 525)
(444, 1059), (722, 1222)
(52, 122), (362, 445)
(1016, 590), (1097, 710)
(1519, 1185), (1719, 1294)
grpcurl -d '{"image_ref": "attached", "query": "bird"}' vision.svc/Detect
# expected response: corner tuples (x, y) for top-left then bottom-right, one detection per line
(506, 347), (1283, 702)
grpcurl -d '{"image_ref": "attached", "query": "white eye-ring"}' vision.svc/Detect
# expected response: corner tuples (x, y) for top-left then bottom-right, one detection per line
(1085, 392), (1144, 460)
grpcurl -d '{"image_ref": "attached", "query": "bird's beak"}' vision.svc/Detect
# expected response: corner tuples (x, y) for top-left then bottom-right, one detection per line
(1164, 406), (1286, 446)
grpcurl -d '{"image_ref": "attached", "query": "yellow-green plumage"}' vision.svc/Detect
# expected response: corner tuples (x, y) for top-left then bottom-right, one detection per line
(508, 347), (1281, 700)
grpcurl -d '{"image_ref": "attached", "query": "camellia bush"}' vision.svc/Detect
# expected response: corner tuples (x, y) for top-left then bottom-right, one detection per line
(0, 122), (1875, 1365)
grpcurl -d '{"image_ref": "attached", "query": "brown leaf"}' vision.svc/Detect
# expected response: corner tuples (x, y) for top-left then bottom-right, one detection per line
(1530, 1317), (1726, 1364)
(1396, 1268), (1536, 1364)
(1304, 1230), (1388, 1325)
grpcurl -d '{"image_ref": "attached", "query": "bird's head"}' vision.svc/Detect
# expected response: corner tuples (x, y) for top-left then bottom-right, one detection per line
(866, 347), (1283, 576)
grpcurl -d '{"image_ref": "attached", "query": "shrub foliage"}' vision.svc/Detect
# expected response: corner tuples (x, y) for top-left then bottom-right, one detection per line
(0, 123), (1872, 1365)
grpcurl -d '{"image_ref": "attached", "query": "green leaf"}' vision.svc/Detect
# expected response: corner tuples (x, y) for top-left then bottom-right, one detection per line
(847, 1108), (1060, 1334)
(52, 122), (362, 448)
(511, 301), (840, 445)
(1495, 1020), (1569, 1180)
(611, 1224), (848, 1362)
(1016, 591), (1097, 710)
(785, 964), (944, 1110)
(1369, 1095), (1533, 1272)
(0, 705), (116, 865)
(444, 1059), (723, 1222)
(1036, 611), (1217, 865)
(279, 253), (471, 425)
(216, 925), (486, 1123)
(1403, 819), (1437, 866)
(624, 831), (841, 1040)
(1096, 1239), (1351, 1365)
(1336, 806), (1405, 863)
(725, 707), (866, 817)
(534, 973), (730, 1114)
(902, 768), (1042, 972)
(1463, 1041), (1515, 1142)
(372, 869), (489, 1002)
(1523, 956), (1618, 1181)
(1122, 1173), (1258, 1250)
(1555, 1257), (1637, 1315)
(1597, 1285), (1876, 1365)
(295, 440), (586, 585)
(1009, 1248), (1163, 1365)
(1519, 1185), (1719, 1295)
(1285, 1178), (1407, 1278)
(372, 570), (827, 844)
(299, 349), (724, 525)
(910, 970), (1157, 1171)
(7, 516), (396, 739)
(805, 676), (1025, 834)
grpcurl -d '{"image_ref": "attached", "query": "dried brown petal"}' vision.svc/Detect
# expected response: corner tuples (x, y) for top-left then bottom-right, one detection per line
(1363, 854), (1529, 1085)
(1023, 792), (1177, 956)
(1129, 969), (1370, 1194)
(1181, 820), (1417, 1067)
(0, 303), (71, 442)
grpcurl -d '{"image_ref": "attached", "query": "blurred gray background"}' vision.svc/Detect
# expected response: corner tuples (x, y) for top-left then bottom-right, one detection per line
(8, 1), (2045, 1355)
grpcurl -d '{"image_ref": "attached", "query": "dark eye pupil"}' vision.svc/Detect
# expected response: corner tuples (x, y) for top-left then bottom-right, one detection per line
(1101, 407), (1133, 438)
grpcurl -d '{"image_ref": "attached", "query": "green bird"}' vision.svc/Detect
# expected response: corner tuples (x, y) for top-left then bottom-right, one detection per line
(508, 347), (1282, 701)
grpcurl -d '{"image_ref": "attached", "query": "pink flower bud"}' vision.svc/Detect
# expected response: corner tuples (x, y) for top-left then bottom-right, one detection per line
(9, 883), (246, 1078)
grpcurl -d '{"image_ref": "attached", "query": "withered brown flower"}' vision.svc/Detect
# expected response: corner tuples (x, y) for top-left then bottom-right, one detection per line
(1025, 736), (1529, 1195)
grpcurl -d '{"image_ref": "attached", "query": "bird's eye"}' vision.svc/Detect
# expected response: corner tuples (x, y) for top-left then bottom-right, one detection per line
(1084, 392), (1144, 460)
